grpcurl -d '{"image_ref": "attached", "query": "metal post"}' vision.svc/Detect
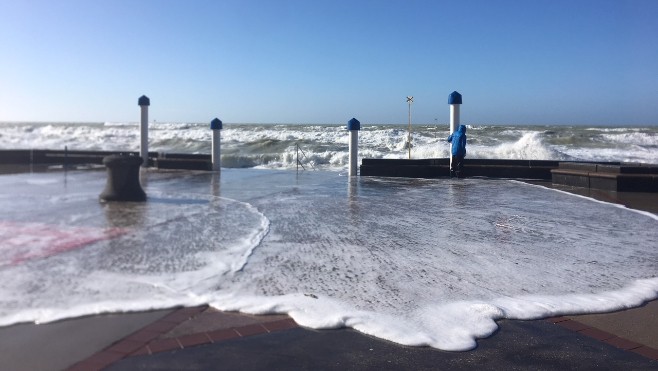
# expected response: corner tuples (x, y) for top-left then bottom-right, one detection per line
(450, 105), (460, 134)
(210, 118), (223, 171)
(347, 118), (361, 176)
(138, 95), (150, 167)
(448, 91), (462, 169)
(406, 96), (413, 159)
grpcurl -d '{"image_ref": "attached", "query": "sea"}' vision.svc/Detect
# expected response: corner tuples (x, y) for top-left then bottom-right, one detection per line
(0, 122), (657, 351)
(1, 122), (657, 168)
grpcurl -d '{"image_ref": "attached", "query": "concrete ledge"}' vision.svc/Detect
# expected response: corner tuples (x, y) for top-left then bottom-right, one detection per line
(361, 158), (557, 180)
(360, 164), (447, 178)
(618, 174), (658, 192)
(557, 162), (658, 175)
(154, 158), (211, 171)
(361, 158), (448, 166)
(551, 167), (658, 192)
(361, 158), (657, 192)
(0, 150), (209, 171)
(551, 170), (591, 188)
(0, 150), (32, 164)
(558, 162), (601, 172)
(464, 164), (554, 179)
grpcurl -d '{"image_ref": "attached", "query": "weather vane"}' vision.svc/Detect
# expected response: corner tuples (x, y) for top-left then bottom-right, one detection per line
(406, 96), (414, 159)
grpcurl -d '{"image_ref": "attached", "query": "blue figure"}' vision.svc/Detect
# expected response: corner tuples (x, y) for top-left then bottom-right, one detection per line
(447, 124), (467, 178)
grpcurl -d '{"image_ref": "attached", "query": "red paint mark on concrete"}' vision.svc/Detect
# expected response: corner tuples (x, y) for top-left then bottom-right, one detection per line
(0, 221), (128, 267)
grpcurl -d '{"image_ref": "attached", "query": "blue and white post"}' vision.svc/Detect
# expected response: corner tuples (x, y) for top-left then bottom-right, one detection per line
(347, 118), (360, 176)
(138, 95), (150, 167)
(210, 118), (223, 171)
(448, 91), (462, 168)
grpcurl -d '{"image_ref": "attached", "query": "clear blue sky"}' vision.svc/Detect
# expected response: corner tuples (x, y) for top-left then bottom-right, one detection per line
(1, 0), (656, 125)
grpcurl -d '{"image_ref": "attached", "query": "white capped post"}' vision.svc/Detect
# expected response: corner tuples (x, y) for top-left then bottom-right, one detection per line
(347, 118), (361, 176)
(448, 91), (462, 167)
(138, 95), (150, 167)
(210, 118), (223, 171)
(449, 91), (462, 134)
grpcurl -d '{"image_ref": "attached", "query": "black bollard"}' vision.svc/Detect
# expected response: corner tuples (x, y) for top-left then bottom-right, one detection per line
(99, 155), (147, 202)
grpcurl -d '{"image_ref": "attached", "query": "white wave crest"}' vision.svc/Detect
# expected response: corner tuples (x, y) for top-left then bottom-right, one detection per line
(470, 132), (567, 160)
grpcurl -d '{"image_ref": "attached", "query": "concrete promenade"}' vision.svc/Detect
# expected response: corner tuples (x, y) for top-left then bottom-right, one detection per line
(0, 168), (656, 371)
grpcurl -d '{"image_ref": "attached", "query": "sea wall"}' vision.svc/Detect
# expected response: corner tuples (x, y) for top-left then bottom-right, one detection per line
(1, 149), (656, 192)
(360, 158), (560, 180)
(359, 158), (658, 192)
(0, 149), (209, 170)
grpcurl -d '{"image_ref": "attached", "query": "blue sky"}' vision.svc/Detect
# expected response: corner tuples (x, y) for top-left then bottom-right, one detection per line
(1, 0), (656, 125)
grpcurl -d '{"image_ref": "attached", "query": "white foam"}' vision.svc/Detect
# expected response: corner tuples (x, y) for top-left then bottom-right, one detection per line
(204, 175), (657, 351)
(0, 188), (270, 327)
(493, 278), (658, 319)
(470, 132), (566, 160)
(209, 280), (658, 351)
(600, 132), (658, 146)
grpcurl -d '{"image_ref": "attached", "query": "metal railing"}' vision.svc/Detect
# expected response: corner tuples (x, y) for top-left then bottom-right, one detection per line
(296, 143), (316, 172)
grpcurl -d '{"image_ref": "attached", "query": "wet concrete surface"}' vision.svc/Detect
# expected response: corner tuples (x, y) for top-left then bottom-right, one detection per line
(0, 168), (656, 370)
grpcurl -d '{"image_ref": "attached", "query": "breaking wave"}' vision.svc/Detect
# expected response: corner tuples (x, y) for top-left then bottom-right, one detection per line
(0, 122), (656, 168)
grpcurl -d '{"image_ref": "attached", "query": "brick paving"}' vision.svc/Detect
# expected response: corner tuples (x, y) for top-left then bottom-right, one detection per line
(67, 306), (658, 371)
(546, 316), (658, 361)
(67, 306), (300, 370)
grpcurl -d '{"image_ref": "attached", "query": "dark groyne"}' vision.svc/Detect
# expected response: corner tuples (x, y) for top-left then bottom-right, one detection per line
(1, 149), (656, 192)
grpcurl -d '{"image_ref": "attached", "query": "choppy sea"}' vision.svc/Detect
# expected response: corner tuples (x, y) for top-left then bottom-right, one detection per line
(1, 122), (657, 168)
(0, 122), (657, 351)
